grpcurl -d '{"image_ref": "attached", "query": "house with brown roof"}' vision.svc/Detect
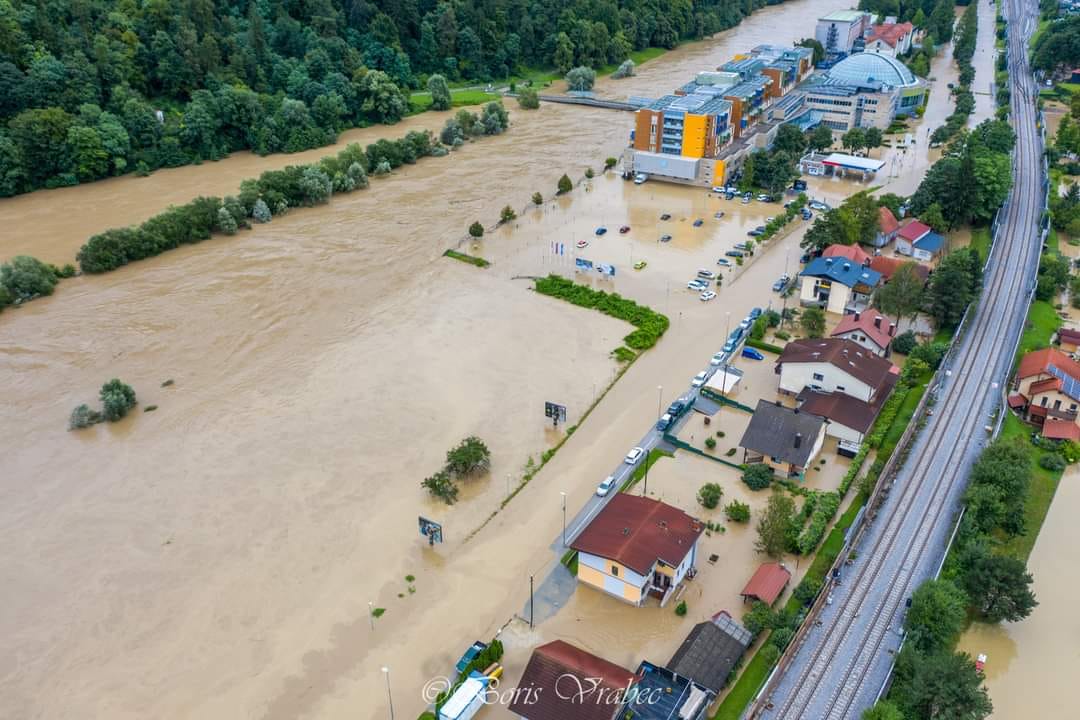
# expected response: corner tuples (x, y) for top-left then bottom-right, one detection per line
(667, 612), (753, 694)
(830, 310), (898, 356)
(509, 640), (634, 720)
(1011, 347), (1080, 434)
(776, 338), (900, 449)
(569, 494), (704, 607)
(872, 206), (901, 247)
(739, 400), (826, 478)
(740, 562), (792, 605)
(1057, 327), (1080, 354)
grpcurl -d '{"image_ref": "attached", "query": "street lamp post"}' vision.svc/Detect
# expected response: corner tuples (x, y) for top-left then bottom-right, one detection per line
(722, 313), (731, 402)
(368, 601), (375, 631)
(644, 385), (661, 497)
(560, 491), (567, 547)
(381, 666), (395, 720)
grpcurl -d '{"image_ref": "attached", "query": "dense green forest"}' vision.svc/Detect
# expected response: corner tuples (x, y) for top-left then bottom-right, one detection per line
(0, 0), (789, 197)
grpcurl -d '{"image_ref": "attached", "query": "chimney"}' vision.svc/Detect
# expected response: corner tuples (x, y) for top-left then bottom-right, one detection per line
(874, 315), (883, 329)
(775, 400), (782, 407)
(794, 432), (803, 448)
(854, 311), (861, 321)
(825, 258), (833, 266)
(843, 262), (851, 271)
(889, 322), (897, 336)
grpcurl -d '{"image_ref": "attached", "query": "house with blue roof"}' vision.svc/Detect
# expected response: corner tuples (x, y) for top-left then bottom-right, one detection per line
(799, 256), (883, 314)
(912, 231), (945, 262)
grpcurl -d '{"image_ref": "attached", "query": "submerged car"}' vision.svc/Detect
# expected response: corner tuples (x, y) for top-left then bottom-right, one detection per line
(693, 218), (704, 227)
(656, 413), (674, 431)
(725, 250), (744, 258)
(660, 213), (672, 221)
(691, 371), (709, 388)
(772, 275), (790, 292)
(595, 226), (607, 236)
(716, 258), (731, 266)
(619, 225), (631, 234)
(742, 347), (765, 361)
(697, 269), (717, 280)
(809, 200), (830, 211)
(634, 260), (647, 270)
(687, 280), (708, 291)
(700, 290), (717, 301)
(576, 239), (589, 249)
(625, 446), (645, 464)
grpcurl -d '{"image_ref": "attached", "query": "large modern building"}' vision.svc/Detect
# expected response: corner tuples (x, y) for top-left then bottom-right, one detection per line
(815, 9), (872, 54)
(631, 90), (734, 187)
(801, 53), (926, 131)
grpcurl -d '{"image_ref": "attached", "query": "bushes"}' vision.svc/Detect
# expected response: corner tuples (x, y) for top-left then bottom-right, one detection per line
(612, 59), (636, 79)
(422, 436), (492, 504)
(743, 463), (774, 490)
(70, 379), (137, 430)
(796, 491), (841, 555)
(557, 174), (573, 194)
(534, 275), (669, 355)
(468, 221), (484, 238)
(500, 205), (516, 223)
(892, 330), (918, 355)
(705, 436), (718, 450)
(531, 192), (543, 205)
(0, 255), (59, 301)
(1039, 452), (1067, 472)
(517, 87), (540, 110)
(698, 482), (723, 509)
(565, 66), (597, 91)
(725, 500), (751, 523)
(675, 600), (688, 616)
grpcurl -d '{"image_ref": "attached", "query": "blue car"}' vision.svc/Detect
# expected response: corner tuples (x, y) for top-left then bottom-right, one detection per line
(749, 307), (763, 320)
(693, 218), (704, 227)
(742, 347), (765, 361)
(595, 226), (607, 236)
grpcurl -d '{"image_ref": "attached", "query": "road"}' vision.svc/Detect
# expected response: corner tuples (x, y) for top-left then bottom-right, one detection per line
(756, 0), (1046, 717)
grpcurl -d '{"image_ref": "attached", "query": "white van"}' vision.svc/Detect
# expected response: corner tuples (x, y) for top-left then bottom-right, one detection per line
(634, 173), (648, 184)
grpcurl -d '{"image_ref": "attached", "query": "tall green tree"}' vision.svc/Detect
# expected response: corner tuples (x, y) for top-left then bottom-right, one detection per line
(891, 648), (993, 720)
(874, 262), (925, 327)
(958, 547), (1039, 623)
(755, 492), (796, 558)
(427, 74), (452, 111)
(905, 579), (968, 654)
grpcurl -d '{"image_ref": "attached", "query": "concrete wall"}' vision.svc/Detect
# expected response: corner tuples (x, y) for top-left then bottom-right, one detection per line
(578, 551), (648, 605)
(779, 361), (875, 401)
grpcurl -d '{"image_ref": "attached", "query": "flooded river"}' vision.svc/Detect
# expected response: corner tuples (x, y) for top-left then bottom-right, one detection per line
(0, 2), (995, 719)
(957, 469), (1079, 719)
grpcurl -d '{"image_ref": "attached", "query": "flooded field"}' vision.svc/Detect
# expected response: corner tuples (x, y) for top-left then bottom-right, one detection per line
(0, 1), (987, 718)
(956, 469), (1080, 718)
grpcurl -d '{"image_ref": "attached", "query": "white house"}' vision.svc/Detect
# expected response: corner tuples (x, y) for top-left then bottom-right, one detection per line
(776, 338), (897, 403)
(570, 494), (703, 607)
(830, 311), (898, 356)
(815, 9), (872, 54)
(895, 220), (931, 255)
(864, 22), (915, 58)
(799, 256), (883, 314)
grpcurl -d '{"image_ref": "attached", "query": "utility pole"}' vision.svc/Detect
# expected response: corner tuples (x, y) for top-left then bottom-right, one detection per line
(368, 601), (375, 631)
(529, 575), (534, 629)
(381, 667), (395, 720)
(644, 385), (661, 497)
(560, 491), (567, 547)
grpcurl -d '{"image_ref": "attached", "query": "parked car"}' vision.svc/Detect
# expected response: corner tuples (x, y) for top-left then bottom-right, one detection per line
(691, 371), (709, 388)
(596, 476), (618, 496)
(687, 280), (708, 291)
(656, 413), (674, 431)
(793, 179), (807, 191)
(710, 352), (727, 366)
(697, 269), (717, 280)
(619, 225), (631, 234)
(748, 226), (765, 237)
(801, 208), (813, 221)
(725, 185), (739, 194)
(809, 200), (830, 211)
(667, 398), (687, 416)
(738, 318), (752, 331)
(756, 193), (772, 202)
(634, 173), (648, 184)
(595, 226), (607, 236)
(749, 307), (763, 320)
(735, 242), (750, 251)
(741, 193), (751, 204)
(725, 250), (744, 258)
(711, 186), (725, 193)
(715, 211), (725, 219)
(576, 240), (589, 249)
(725, 191), (736, 200)
(742, 347), (765, 361)
(625, 447), (645, 464)
(660, 234), (673, 242)
(772, 275), (790, 292)
(722, 339), (737, 353)
(729, 327), (744, 341)
(716, 258), (731, 266)
(700, 290), (717, 301)
(660, 213), (672, 220)
(693, 218), (704, 227)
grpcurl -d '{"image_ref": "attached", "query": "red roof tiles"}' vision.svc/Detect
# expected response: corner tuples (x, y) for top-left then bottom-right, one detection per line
(1043, 418), (1080, 441)
(777, 338), (899, 391)
(741, 563), (791, 605)
(1017, 347), (1080, 382)
(570, 494), (703, 575)
(830, 311), (896, 351)
(878, 206), (899, 235)
(823, 243), (872, 265)
(868, 256), (930, 282)
(867, 22), (914, 48)
(1029, 377), (1063, 397)
(898, 220), (931, 242)
(1058, 327), (1080, 345)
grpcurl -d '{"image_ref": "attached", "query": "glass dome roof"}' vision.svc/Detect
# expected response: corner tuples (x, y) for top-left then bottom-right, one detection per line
(826, 53), (918, 88)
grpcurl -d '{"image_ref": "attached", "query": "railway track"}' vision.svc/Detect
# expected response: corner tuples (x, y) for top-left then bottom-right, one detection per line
(758, 1), (1045, 717)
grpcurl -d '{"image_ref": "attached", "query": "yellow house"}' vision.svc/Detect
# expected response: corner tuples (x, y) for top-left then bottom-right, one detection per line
(570, 494), (704, 607)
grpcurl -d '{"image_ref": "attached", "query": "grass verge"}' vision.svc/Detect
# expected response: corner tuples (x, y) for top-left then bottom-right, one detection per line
(443, 249), (490, 267)
(620, 449), (674, 492)
(970, 226), (991, 262)
(407, 89), (500, 114)
(1015, 300), (1061, 359)
(996, 413), (1064, 560)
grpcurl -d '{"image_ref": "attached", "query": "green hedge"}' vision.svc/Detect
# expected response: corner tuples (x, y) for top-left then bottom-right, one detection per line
(746, 337), (784, 354)
(444, 249), (490, 267)
(796, 491), (841, 555)
(534, 274), (669, 355)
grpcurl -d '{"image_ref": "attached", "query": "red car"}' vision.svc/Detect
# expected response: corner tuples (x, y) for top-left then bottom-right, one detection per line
(619, 225), (631, 234)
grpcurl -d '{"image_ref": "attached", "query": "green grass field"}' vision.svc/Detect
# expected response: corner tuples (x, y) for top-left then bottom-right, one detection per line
(997, 413), (1064, 561)
(970, 226), (992, 262)
(1015, 300), (1062, 359)
(407, 89), (500, 115)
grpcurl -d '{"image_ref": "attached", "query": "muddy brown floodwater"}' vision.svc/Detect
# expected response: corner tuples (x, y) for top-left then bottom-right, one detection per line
(0, 2), (988, 719)
(956, 469), (1080, 719)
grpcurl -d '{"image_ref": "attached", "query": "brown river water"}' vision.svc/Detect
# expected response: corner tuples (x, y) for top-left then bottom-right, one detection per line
(0, 2), (1009, 718)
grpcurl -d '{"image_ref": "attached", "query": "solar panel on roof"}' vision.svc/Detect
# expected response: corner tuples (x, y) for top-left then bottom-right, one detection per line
(1047, 364), (1080, 401)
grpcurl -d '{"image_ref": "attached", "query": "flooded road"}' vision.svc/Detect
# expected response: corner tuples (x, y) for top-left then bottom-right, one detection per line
(0, 2), (979, 719)
(956, 469), (1079, 719)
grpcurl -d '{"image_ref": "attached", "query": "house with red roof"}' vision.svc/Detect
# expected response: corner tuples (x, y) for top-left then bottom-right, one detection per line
(868, 255), (930, 283)
(895, 219), (946, 261)
(1011, 347), (1080, 434)
(830, 310), (898, 356)
(873, 206), (901, 247)
(822, 243), (872, 265)
(1057, 327), (1080, 354)
(864, 21), (915, 57)
(570, 494), (704, 607)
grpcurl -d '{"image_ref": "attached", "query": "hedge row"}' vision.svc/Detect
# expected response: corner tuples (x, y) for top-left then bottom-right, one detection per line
(746, 337), (785, 354)
(796, 491), (841, 555)
(866, 387), (910, 449)
(76, 105), (510, 274)
(759, 193), (808, 241)
(534, 274), (670, 354)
